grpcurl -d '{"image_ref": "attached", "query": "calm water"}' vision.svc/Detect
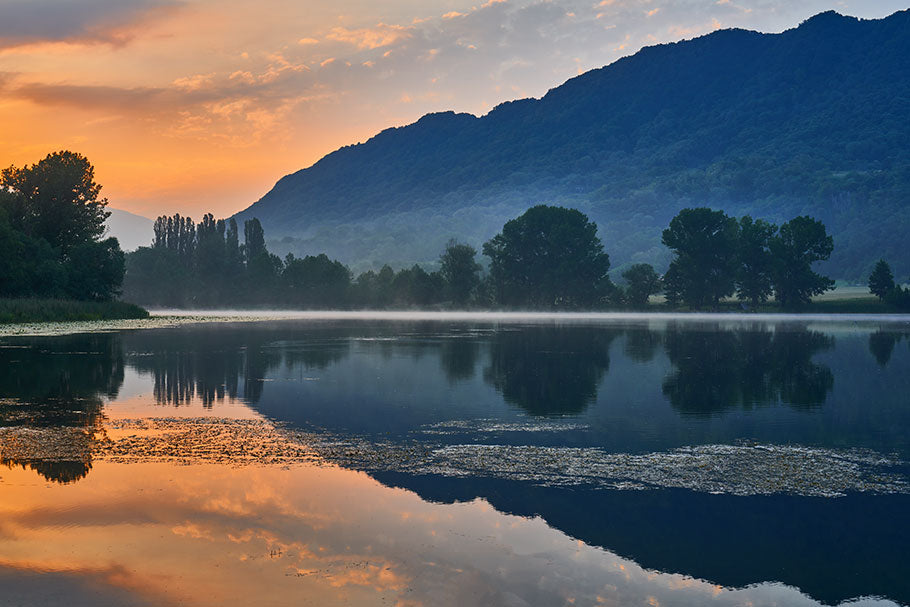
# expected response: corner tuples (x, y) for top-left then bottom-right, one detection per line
(1, 315), (909, 606)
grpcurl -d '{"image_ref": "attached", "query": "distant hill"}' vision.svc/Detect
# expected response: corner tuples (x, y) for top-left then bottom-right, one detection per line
(105, 208), (153, 251)
(236, 10), (910, 281)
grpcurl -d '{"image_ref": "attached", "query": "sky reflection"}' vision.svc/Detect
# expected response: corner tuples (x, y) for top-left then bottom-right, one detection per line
(0, 460), (899, 607)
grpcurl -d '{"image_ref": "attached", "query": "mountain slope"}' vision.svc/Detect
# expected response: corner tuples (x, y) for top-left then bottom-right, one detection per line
(236, 10), (910, 280)
(105, 208), (153, 252)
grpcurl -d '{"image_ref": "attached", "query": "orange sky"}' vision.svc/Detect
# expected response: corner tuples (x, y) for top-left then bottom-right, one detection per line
(1, 0), (905, 219)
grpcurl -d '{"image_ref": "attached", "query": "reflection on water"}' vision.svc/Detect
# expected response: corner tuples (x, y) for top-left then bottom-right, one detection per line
(0, 334), (122, 483)
(484, 326), (617, 416)
(1, 317), (910, 606)
(869, 330), (909, 367)
(662, 324), (835, 415)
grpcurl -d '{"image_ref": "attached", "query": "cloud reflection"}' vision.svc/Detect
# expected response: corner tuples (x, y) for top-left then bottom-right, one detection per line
(0, 461), (900, 607)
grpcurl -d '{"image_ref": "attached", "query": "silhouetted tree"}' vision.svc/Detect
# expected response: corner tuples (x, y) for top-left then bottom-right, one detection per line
(0, 151), (109, 252)
(661, 208), (739, 309)
(0, 207), (65, 298)
(64, 238), (125, 301)
(0, 152), (125, 300)
(439, 240), (481, 306)
(770, 216), (834, 308)
(483, 205), (612, 308)
(736, 216), (776, 306)
(243, 218), (266, 262)
(868, 260), (895, 301)
(621, 263), (661, 307)
(283, 253), (351, 307)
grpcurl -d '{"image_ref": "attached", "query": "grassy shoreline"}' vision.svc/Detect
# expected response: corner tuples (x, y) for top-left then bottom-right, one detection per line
(0, 298), (149, 323)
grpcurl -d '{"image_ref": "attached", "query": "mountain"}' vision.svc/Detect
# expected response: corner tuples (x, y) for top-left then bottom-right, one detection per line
(105, 208), (153, 251)
(236, 10), (910, 281)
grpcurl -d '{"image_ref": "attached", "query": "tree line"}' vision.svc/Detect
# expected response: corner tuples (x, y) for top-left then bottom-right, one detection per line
(0, 152), (124, 301)
(123, 215), (484, 308)
(125, 203), (842, 310)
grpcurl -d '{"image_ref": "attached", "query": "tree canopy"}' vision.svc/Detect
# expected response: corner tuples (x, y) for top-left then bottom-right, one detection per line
(661, 208), (739, 308)
(483, 205), (612, 308)
(0, 151), (124, 301)
(770, 216), (835, 308)
(868, 260), (895, 301)
(1, 151), (109, 252)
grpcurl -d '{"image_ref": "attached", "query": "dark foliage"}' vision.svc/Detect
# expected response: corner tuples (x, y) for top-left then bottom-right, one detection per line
(868, 260), (895, 300)
(0, 152), (125, 301)
(662, 208), (739, 308)
(483, 205), (612, 308)
(621, 264), (662, 307)
(770, 216), (835, 308)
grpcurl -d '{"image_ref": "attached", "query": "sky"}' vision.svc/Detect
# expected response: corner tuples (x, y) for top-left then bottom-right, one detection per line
(0, 0), (907, 218)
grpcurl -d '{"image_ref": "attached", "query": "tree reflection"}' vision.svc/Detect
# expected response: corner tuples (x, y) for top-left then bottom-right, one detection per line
(439, 337), (481, 383)
(662, 323), (834, 415)
(623, 327), (662, 363)
(868, 331), (906, 368)
(0, 333), (123, 484)
(124, 327), (350, 406)
(484, 327), (617, 416)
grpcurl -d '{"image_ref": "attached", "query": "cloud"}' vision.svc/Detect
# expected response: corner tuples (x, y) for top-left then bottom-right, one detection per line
(325, 23), (413, 50)
(0, 0), (181, 49)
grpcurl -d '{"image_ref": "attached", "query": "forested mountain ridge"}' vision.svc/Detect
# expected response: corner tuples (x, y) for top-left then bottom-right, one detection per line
(236, 10), (910, 281)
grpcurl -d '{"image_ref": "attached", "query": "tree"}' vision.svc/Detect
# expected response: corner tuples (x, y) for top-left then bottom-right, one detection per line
(282, 253), (351, 307)
(482, 205), (611, 308)
(868, 260), (895, 301)
(0, 206), (65, 298)
(0, 151), (109, 252)
(736, 216), (776, 306)
(63, 238), (126, 301)
(243, 218), (266, 262)
(770, 216), (834, 308)
(661, 208), (739, 309)
(621, 263), (661, 307)
(439, 240), (481, 306)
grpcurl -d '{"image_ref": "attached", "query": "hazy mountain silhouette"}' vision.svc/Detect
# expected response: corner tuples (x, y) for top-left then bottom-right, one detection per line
(105, 208), (153, 251)
(236, 10), (910, 280)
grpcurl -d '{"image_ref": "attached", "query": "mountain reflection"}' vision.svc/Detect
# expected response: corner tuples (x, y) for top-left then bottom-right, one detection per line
(0, 333), (123, 484)
(483, 326), (617, 416)
(662, 323), (835, 415)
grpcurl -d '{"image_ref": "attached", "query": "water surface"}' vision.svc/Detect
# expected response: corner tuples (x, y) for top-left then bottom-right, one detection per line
(1, 315), (909, 606)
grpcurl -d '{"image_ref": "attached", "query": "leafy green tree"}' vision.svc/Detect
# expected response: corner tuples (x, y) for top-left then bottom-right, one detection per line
(621, 263), (661, 307)
(439, 240), (481, 306)
(736, 216), (776, 306)
(483, 205), (612, 308)
(868, 259), (895, 301)
(770, 216), (834, 308)
(1, 151), (109, 252)
(661, 208), (739, 309)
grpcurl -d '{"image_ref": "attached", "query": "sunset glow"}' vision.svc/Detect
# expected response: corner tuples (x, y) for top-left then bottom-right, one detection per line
(1, 0), (905, 218)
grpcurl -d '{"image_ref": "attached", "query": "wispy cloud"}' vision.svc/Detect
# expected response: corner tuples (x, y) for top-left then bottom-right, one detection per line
(325, 23), (414, 50)
(0, 0), (182, 49)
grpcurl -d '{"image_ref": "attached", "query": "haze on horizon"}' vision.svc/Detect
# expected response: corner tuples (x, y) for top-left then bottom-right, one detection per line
(1, 0), (906, 219)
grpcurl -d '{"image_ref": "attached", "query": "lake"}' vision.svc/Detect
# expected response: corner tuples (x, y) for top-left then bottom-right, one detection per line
(1, 314), (908, 606)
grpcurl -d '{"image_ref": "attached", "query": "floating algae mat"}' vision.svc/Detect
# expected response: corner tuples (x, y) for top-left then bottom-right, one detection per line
(3, 417), (907, 498)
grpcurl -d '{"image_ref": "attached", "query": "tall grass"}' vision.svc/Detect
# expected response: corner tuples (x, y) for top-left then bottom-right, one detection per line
(0, 298), (149, 323)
